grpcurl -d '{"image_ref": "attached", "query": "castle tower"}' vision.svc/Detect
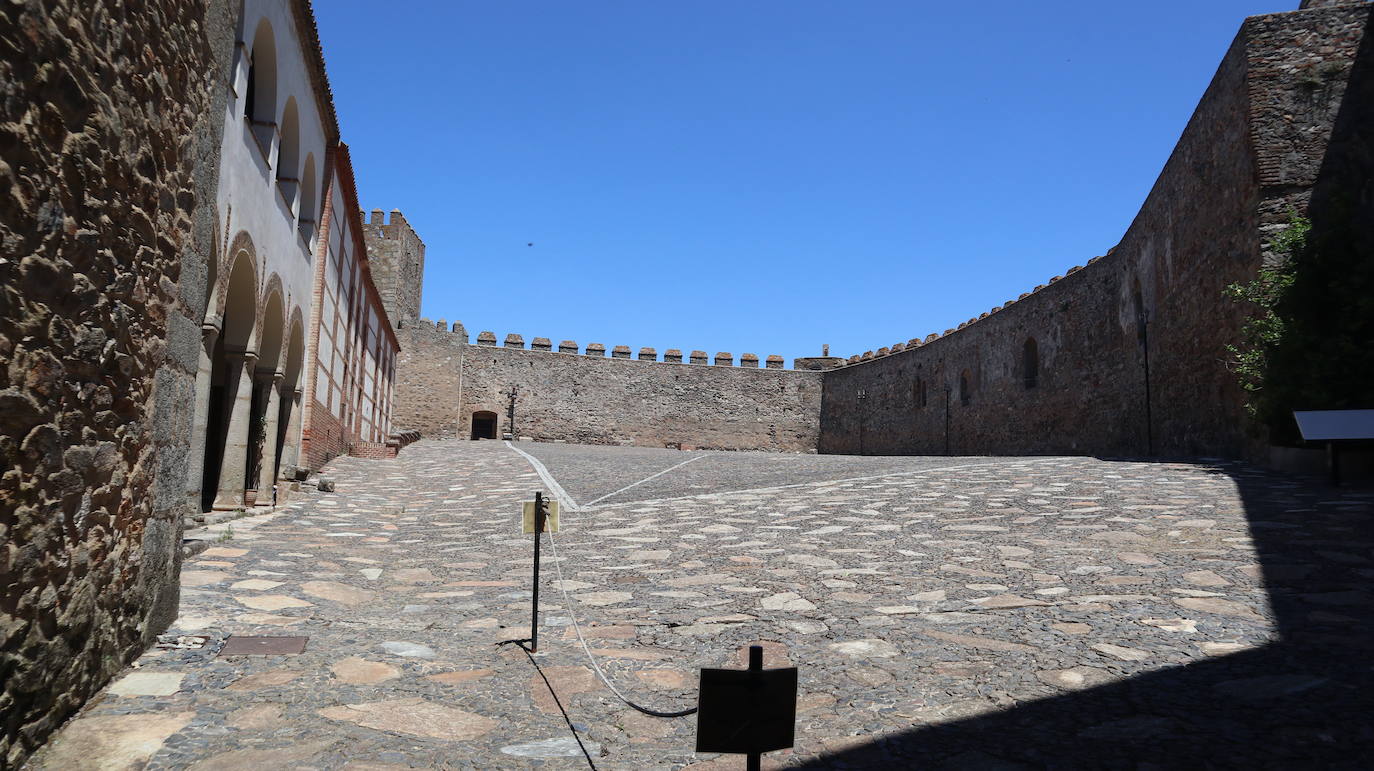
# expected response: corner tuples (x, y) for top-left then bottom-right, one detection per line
(362, 208), (426, 326)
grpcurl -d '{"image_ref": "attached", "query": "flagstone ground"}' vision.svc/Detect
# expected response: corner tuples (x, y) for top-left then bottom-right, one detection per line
(27, 440), (1372, 769)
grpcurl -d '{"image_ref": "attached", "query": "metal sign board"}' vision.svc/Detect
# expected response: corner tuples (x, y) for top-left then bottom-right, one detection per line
(522, 500), (559, 534)
(1293, 409), (1374, 442)
(695, 666), (798, 754)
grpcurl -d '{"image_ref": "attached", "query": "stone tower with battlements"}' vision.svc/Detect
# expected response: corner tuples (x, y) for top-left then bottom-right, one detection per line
(362, 208), (425, 326)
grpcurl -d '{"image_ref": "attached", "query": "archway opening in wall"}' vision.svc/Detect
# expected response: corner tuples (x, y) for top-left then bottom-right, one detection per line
(203, 249), (257, 511)
(471, 411), (498, 440)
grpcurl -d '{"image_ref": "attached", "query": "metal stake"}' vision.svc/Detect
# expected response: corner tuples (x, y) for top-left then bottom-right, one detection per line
(747, 644), (763, 771)
(530, 491), (545, 652)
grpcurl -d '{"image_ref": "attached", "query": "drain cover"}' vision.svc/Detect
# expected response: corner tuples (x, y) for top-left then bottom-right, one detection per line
(218, 635), (308, 656)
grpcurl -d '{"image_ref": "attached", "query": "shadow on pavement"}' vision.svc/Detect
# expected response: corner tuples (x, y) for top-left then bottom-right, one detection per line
(797, 462), (1373, 768)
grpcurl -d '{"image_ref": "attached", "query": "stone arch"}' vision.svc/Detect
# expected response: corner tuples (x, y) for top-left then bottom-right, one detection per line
(245, 17), (278, 124)
(276, 313), (307, 475)
(214, 230), (257, 322)
(202, 246), (259, 510)
(257, 286), (286, 373)
(257, 272), (285, 344)
(221, 247), (258, 351)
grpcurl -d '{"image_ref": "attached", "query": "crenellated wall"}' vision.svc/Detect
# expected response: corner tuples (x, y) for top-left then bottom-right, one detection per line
(818, 3), (1373, 459)
(394, 321), (822, 450)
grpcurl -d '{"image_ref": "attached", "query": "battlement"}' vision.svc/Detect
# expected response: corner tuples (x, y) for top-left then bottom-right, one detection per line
(361, 207), (426, 326)
(835, 256), (1101, 367)
(404, 318), (803, 370)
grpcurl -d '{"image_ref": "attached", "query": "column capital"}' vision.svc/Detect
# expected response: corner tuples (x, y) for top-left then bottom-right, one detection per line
(224, 347), (258, 366)
(255, 369), (286, 385)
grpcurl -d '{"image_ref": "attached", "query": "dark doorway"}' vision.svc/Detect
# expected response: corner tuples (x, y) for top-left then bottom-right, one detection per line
(471, 411), (497, 440)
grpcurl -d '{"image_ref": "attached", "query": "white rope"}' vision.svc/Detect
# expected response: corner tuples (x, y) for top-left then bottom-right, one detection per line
(546, 525), (697, 717)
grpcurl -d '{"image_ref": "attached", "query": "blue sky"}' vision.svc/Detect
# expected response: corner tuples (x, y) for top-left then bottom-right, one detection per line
(315, 1), (1294, 362)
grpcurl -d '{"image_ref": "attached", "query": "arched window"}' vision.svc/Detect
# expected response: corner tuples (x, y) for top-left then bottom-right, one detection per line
(959, 370), (972, 407)
(1132, 277), (1148, 342)
(276, 97), (300, 211)
(245, 19), (277, 123)
(1023, 337), (1039, 389)
(913, 378), (927, 408)
(298, 153), (317, 243)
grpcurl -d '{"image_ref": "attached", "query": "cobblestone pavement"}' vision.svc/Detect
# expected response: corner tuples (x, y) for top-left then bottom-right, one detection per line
(29, 440), (1373, 769)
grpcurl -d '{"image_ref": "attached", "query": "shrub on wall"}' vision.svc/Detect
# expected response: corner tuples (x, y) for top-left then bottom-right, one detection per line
(1228, 210), (1374, 445)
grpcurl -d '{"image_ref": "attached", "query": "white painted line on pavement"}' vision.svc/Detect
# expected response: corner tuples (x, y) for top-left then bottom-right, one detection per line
(582, 453), (707, 508)
(592, 456), (1073, 508)
(504, 440), (581, 512)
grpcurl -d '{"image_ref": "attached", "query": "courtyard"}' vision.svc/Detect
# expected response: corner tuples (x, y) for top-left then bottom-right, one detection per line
(30, 440), (1373, 769)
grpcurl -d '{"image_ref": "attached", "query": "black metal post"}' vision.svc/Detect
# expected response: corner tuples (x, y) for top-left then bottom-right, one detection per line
(530, 491), (545, 652)
(747, 644), (763, 771)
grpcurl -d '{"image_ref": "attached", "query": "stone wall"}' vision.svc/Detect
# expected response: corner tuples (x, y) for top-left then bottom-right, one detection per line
(394, 322), (823, 451)
(0, 0), (234, 766)
(362, 208), (425, 327)
(818, 4), (1371, 459)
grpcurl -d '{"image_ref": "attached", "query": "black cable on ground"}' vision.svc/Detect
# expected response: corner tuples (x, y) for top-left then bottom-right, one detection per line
(498, 639), (598, 770)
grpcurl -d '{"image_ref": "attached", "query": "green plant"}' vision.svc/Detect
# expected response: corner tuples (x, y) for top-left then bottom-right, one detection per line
(1223, 214), (1307, 417)
(216, 524), (234, 542)
(1226, 203), (1374, 444)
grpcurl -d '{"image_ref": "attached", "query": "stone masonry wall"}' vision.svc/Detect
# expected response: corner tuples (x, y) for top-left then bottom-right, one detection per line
(819, 4), (1371, 459)
(0, 1), (233, 766)
(362, 208), (424, 327)
(395, 322), (823, 451)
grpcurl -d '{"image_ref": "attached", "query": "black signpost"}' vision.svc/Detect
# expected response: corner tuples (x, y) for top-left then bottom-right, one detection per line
(695, 644), (798, 770)
(529, 491), (546, 652)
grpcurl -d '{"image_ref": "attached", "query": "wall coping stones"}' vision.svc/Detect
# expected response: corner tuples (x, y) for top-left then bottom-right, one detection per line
(476, 331), (497, 346)
(638, 347), (657, 361)
(714, 352), (733, 365)
(504, 333), (524, 349)
(586, 343), (606, 356)
(740, 353), (759, 367)
(558, 340), (578, 354)
(531, 337), (552, 351)
(690, 350), (708, 364)
(765, 355), (785, 369)
(664, 349), (683, 363)
(611, 345), (632, 359)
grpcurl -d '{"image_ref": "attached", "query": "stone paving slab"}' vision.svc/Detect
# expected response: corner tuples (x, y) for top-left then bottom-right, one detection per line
(28, 440), (1374, 769)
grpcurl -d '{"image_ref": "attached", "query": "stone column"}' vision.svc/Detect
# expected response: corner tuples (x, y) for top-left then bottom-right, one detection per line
(212, 349), (256, 510)
(256, 370), (284, 501)
(280, 387), (303, 470)
(185, 319), (220, 513)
